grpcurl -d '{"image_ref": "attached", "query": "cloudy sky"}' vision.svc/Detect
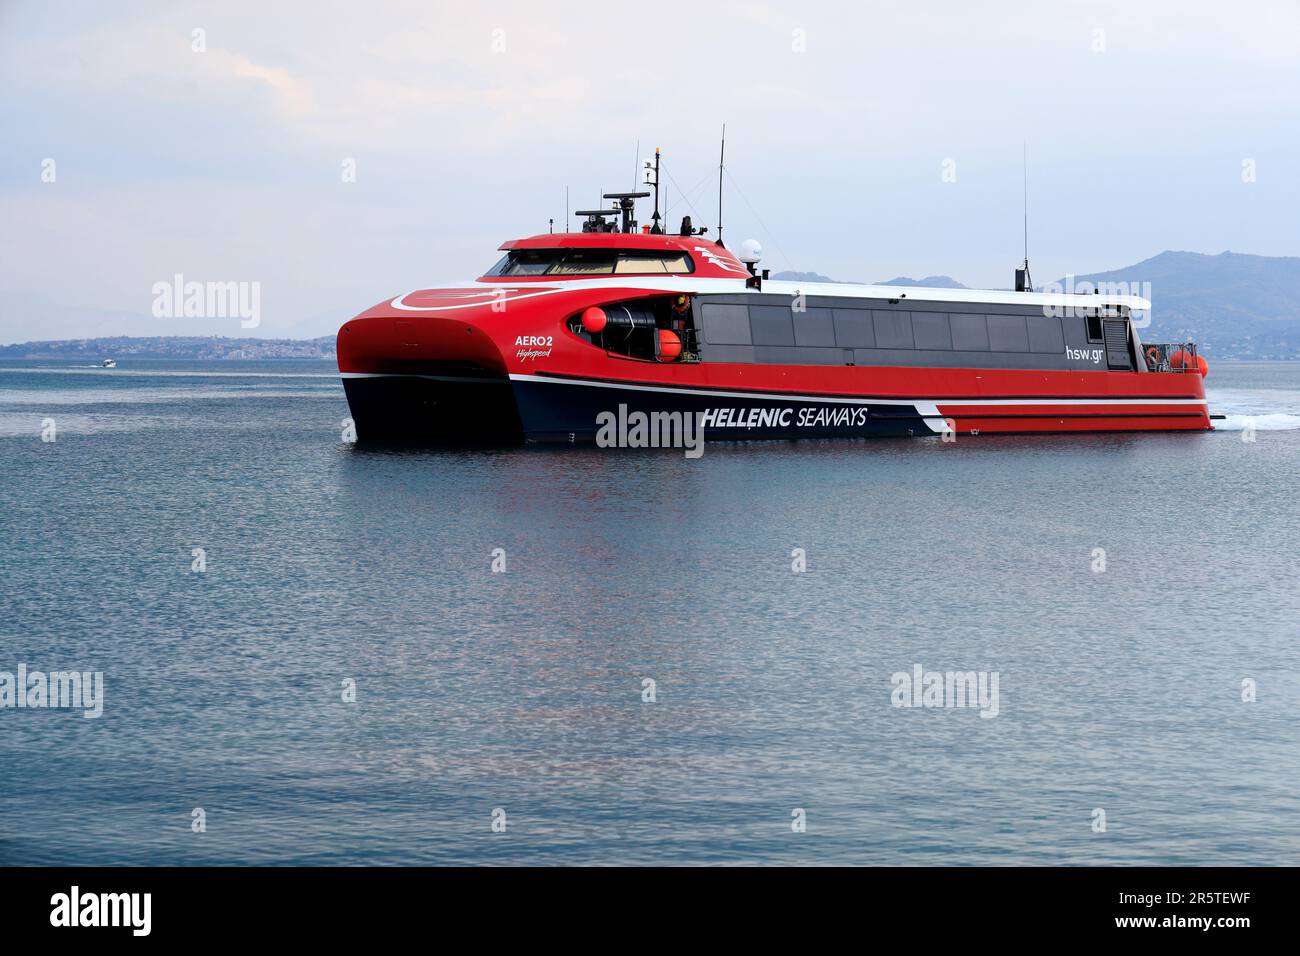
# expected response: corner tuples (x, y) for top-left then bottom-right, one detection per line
(2, 0), (1298, 342)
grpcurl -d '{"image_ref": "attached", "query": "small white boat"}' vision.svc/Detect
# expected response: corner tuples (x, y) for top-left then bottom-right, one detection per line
(101, 359), (117, 368)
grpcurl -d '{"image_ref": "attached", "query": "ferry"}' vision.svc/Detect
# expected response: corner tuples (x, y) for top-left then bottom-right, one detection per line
(337, 151), (1210, 444)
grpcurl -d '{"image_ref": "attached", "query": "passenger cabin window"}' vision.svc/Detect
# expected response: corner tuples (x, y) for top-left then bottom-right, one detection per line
(911, 312), (952, 350)
(873, 311), (914, 349)
(687, 298), (1111, 365)
(793, 308), (836, 347)
(987, 314), (1029, 352)
(700, 303), (751, 345)
(485, 249), (695, 276)
(832, 309), (874, 348)
(949, 313), (989, 351)
(749, 305), (795, 346)
(1026, 315), (1065, 353)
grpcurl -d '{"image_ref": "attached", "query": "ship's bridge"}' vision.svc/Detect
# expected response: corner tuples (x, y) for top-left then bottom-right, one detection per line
(485, 232), (749, 281)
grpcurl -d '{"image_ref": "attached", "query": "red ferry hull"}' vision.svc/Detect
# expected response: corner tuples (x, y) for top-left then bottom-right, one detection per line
(340, 357), (1210, 445)
(337, 243), (1210, 444)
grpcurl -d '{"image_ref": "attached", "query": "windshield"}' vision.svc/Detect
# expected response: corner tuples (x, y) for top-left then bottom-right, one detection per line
(485, 249), (694, 277)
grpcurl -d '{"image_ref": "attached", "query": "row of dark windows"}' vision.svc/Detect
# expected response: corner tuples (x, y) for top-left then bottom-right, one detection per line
(701, 304), (1070, 354)
(485, 249), (694, 276)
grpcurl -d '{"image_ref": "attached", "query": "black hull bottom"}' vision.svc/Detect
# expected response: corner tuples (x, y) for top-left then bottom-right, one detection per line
(342, 375), (524, 445)
(342, 373), (940, 445)
(341, 373), (1208, 445)
(511, 377), (935, 442)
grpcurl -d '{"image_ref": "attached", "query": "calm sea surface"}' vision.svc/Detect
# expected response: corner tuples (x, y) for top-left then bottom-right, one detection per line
(1, 359), (1298, 865)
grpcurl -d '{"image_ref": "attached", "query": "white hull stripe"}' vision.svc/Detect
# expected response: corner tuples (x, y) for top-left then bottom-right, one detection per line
(341, 371), (1206, 408)
(506, 373), (1207, 408)
(390, 277), (746, 312)
(392, 287), (566, 312)
(341, 371), (504, 384)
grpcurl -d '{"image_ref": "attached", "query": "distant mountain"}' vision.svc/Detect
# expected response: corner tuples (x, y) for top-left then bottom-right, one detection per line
(770, 270), (967, 288)
(875, 275), (967, 289)
(1051, 251), (1300, 359)
(0, 335), (336, 360)
(770, 270), (843, 283)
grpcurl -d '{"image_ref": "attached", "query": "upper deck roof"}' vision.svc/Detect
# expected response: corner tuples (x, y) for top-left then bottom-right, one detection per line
(501, 232), (723, 252)
(760, 279), (1152, 312)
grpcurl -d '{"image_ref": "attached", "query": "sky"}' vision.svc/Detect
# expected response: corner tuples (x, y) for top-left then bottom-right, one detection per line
(1, 0), (1298, 342)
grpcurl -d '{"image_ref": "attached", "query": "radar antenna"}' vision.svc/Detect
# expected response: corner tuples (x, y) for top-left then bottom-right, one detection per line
(603, 191), (650, 233)
(575, 208), (622, 233)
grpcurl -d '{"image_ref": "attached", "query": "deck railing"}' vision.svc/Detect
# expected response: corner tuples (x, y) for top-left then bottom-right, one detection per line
(664, 326), (702, 363)
(1143, 341), (1199, 372)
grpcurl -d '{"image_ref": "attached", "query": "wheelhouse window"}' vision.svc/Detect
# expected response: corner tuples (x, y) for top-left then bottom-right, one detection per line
(485, 249), (695, 277)
(548, 249), (617, 275)
(485, 250), (553, 276)
(613, 252), (693, 274)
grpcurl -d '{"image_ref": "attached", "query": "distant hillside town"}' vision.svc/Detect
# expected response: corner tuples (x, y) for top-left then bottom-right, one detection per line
(0, 335), (336, 361)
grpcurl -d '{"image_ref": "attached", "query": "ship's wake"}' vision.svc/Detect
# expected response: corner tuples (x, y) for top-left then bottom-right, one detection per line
(1206, 388), (1300, 430)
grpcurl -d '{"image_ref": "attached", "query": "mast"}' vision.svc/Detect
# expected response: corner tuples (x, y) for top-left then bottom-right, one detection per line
(716, 124), (726, 247)
(647, 148), (662, 234)
(1015, 143), (1033, 292)
(1021, 142), (1032, 291)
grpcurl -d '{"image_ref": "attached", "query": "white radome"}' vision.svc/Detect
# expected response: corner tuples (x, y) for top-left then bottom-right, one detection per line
(738, 238), (763, 265)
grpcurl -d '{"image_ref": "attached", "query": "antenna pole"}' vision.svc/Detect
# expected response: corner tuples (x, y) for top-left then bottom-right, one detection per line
(717, 124), (726, 247)
(651, 148), (662, 234)
(1022, 142), (1032, 290)
(565, 186), (569, 234)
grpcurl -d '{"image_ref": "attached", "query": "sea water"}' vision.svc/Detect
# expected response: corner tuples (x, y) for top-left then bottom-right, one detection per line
(1, 359), (1297, 865)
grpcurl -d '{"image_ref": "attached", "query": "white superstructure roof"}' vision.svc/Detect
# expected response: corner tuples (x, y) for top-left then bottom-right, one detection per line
(760, 280), (1150, 312)
(461, 275), (1151, 313)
